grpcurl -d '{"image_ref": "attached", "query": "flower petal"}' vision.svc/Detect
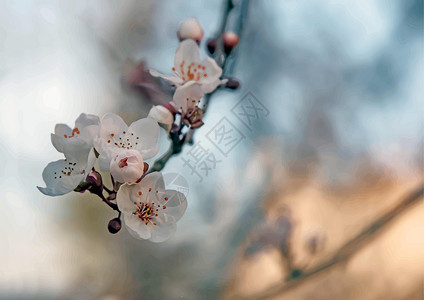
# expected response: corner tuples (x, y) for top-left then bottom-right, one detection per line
(37, 159), (85, 196)
(75, 113), (100, 128)
(149, 69), (183, 86)
(174, 39), (200, 70)
(144, 127), (171, 166)
(197, 57), (223, 93)
(124, 214), (152, 240)
(172, 81), (203, 114)
(51, 133), (92, 161)
(99, 113), (128, 139)
(149, 220), (176, 243)
(141, 172), (166, 193)
(116, 183), (138, 214)
(128, 117), (160, 160)
(162, 190), (187, 222)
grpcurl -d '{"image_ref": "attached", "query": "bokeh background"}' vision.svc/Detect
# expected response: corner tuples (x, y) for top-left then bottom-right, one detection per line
(0, 0), (423, 299)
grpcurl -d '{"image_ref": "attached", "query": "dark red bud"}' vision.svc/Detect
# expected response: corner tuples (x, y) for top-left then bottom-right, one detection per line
(108, 218), (122, 234)
(207, 38), (216, 55)
(225, 77), (241, 90)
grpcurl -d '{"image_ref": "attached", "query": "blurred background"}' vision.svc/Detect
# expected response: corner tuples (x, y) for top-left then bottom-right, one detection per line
(0, 0), (423, 299)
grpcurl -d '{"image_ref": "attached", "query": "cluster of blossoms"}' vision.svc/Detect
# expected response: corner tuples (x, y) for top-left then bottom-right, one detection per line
(38, 18), (239, 243)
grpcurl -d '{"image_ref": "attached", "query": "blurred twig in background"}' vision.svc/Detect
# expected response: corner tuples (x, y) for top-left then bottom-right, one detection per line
(232, 183), (424, 300)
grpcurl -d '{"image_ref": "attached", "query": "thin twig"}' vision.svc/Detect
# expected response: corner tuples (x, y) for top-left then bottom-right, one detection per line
(91, 190), (119, 211)
(232, 184), (424, 300)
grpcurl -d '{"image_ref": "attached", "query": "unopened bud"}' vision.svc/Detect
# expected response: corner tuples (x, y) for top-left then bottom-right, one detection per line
(148, 105), (174, 133)
(207, 38), (216, 55)
(225, 77), (241, 90)
(108, 218), (122, 234)
(87, 170), (102, 188)
(223, 31), (239, 55)
(177, 18), (204, 44)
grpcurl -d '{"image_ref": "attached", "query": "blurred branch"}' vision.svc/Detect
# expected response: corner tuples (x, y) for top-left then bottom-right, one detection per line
(232, 184), (424, 300)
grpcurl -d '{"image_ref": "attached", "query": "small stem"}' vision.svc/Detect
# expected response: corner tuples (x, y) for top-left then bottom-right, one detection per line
(103, 185), (113, 195)
(91, 190), (119, 211)
(111, 174), (116, 191)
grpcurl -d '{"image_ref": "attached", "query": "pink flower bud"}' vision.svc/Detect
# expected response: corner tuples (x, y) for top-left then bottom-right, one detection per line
(223, 31), (239, 55)
(177, 18), (204, 44)
(148, 105), (174, 132)
(110, 149), (145, 184)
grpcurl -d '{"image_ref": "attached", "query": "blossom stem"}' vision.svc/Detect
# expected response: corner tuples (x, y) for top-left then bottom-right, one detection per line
(103, 185), (113, 195)
(91, 190), (119, 212)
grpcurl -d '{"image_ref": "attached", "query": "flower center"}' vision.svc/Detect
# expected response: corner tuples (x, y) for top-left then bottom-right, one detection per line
(107, 131), (141, 149)
(53, 160), (83, 180)
(64, 127), (80, 138)
(176, 60), (207, 82)
(134, 203), (156, 225)
(118, 157), (128, 168)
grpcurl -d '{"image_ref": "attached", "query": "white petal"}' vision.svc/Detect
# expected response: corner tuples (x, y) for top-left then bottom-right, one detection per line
(148, 106), (174, 132)
(78, 124), (99, 146)
(149, 69), (183, 86)
(162, 190), (187, 222)
(141, 172), (165, 193)
(51, 133), (92, 161)
(172, 82), (203, 113)
(75, 113), (100, 128)
(95, 139), (120, 171)
(149, 220), (176, 243)
(197, 57), (223, 93)
(174, 39), (200, 69)
(144, 127), (171, 166)
(124, 214), (152, 240)
(116, 183), (138, 214)
(128, 118), (160, 159)
(38, 159), (84, 196)
(84, 149), (96, 174)
(54, 123), (72, 136)
(99, 113), (128, 139)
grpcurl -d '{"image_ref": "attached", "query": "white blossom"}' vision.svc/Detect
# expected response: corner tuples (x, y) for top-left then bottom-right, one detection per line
(150, 39), (225, 94)
(50, 113), (99, 160)
(38, 149), (96, 196)
(94, 113), (160, 172)
(117, 172), (187, 243)
(171, 81), (203, 116)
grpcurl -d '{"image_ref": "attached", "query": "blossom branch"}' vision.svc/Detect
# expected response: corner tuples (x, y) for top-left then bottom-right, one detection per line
(231, 184), (424, 300)
(147, 0), (250, 174)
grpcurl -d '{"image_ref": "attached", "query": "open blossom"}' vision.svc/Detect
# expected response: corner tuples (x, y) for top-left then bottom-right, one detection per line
(110, 149), (146, 184)
(171, 81), (203, 115)
(38, 149), (96, 196)
(94, 113), (160, 172)
(117, 172), (187, 242)
(50, 113), (99, 160)
(149, 39), (225, 94)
